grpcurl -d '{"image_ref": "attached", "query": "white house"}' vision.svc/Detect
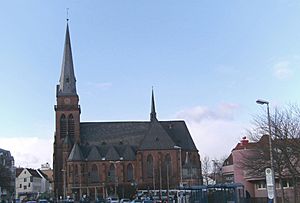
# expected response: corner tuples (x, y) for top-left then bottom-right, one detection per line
(15, 168), (50, 200)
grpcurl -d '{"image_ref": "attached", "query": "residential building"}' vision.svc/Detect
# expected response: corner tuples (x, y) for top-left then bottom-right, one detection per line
(222, 136), (297, 202)
(16, 168), (51, 200)
(0, 148), (15, 201)
(53, 22), (202, 201)
(40, 163), (53, 196)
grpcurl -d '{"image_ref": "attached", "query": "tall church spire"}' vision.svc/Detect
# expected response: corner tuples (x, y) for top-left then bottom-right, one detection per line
(57, 22), (77, 96)
(150, 88), (157, 121)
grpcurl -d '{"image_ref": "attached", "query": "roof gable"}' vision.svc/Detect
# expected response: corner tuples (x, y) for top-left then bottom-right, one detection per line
(87, 146), (102, 161)
(27, 168), (42, 178)
(105, 146), (120, 160)
(68, 143), (84, 161)
(122, 146), (136, 160)
(140, 120), (175, 150)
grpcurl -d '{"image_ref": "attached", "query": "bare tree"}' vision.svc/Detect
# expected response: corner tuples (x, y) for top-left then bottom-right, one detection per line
(201, 156), (211, 185)
(242, 104), (300, 203)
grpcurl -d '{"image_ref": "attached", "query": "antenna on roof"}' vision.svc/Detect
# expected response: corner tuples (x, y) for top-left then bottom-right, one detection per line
(66, 8), (69, 22)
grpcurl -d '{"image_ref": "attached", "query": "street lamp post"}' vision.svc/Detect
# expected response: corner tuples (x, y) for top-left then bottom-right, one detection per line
(109, 161), (120, 196)
(174, 146), (183, 187)
(62, 169), (67, 200)
(256, 99), (277, 203)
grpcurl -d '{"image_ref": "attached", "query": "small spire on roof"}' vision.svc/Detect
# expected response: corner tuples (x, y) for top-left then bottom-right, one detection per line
(150, 87), (157, 122)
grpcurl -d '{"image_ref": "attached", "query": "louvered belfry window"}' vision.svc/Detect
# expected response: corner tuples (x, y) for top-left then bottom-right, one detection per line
(60, 114), (67, 139)
(68, 114), (75, 137)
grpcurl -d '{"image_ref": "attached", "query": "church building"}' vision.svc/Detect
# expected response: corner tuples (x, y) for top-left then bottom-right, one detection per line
(53, 22), (202, 200)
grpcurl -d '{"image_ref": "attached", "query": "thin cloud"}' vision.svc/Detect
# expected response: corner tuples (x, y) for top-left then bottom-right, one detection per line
(176, 103), (240, 123)
(273, 61), (293, 80)
(175, 103), (246, 158)
(0, 137), (52, 169)
(87, 82), (112, 90)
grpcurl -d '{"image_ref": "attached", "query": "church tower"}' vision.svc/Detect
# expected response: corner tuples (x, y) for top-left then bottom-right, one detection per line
(53, 22), (81, 198)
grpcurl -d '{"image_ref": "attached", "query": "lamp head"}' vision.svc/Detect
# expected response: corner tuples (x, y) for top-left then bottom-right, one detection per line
(256, 99), (269, 105)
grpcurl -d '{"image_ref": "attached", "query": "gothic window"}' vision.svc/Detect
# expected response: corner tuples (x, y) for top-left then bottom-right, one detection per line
(163, 154), (172, 177)
(90, 164), (99, 183)
(127, 163), (133, 181)
(74, 165), (79, 183)
(146, 154), (153, 178)
(108, 164), (115, 182)
(68, 114), (75, 138)
(60, 114), (67, 139)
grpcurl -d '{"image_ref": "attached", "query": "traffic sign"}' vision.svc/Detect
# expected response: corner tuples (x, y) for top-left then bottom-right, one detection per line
(265, 168), (274, 199)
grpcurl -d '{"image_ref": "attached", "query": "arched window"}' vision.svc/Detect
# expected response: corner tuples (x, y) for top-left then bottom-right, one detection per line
(127, 164), (134, 181)
(68, 165), (72, 178)
(108, 164), (115, 182)
(68, 114), (75, 138)
(74, 164), (79, 183)
(146, 154), (153, 178)
(163, 154), (172, 177)
(90, 164), (99, 183)
(60, 114), (67, 139)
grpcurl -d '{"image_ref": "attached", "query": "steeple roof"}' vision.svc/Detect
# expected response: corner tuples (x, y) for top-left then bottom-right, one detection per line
(57, 22), (77, 96)
(150, 89), (157, 121)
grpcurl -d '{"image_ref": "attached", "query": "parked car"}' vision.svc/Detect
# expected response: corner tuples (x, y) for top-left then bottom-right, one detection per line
(120, 199), (130, 203)
(142, 200), (153, 203)
(38, 199), (49, 203)
(106, 197), (119, 203)
(131, 199), (142, 203)
(96, 197), (106, 203)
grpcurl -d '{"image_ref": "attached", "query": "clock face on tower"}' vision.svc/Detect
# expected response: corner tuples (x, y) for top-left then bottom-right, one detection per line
(64, 98), (71, 104)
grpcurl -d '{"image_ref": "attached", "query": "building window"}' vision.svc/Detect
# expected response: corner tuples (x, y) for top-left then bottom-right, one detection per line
(146, 154), (153, 178)
(74, 164), (79, 183)
(24, 178), (27, 182)
(255, 181), (266, 189)
(127, 163), (133, 181)
(30, 176), (33, 182)
(108, 164), (115, 182)
(60, 114), (67, 139)
(24, 185), (27, 190)
(68, 114), (75, 138)
(19, 184), (22, 188)
(28, 183), (31, 187)
(90, 164), (99, 183)
(282, 179), (293, 188)
(163, 154), (172, 177)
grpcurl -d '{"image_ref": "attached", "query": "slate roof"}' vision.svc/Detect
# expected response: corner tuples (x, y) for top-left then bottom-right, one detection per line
(38, 169), (50, 181)
(16, 168), (23, 177)
(70, 120), (197, 161)
(27, 168), (42, 178)
(68, 143), (84, 161)
(57, 23), (77, 96)
(140, 120), (176, 150)
(86, 146), (102, 161)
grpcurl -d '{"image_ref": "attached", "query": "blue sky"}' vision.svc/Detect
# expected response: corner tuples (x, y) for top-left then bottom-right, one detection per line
(0, 1), (300, 168)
